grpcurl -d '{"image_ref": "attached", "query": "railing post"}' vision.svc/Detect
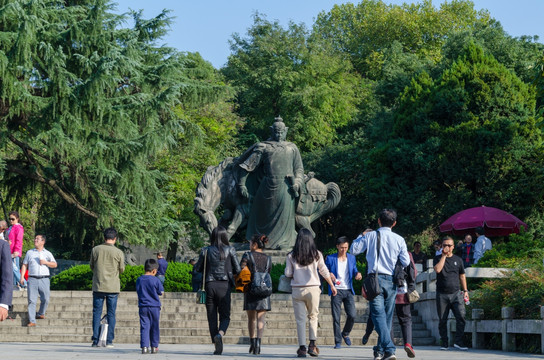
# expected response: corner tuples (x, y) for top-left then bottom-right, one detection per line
(540, 306), (544, 354)
(501, 307), (515, 352)
(472, 308), (484, 349)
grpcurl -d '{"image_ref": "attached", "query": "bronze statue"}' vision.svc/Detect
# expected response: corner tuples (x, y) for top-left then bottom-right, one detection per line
(194, 117), (341, 250)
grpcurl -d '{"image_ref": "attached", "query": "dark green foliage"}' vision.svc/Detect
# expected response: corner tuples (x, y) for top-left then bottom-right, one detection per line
(364, 42), (544, 237)
(223, 13), (361, 152)
(164, 262), (192, 292)
(270, 263), (286, 292)
(51, 264), (93, 290)
(471, 264), (544, 320)
(120, 265), (145, 291)
(50, 262), (193, 292)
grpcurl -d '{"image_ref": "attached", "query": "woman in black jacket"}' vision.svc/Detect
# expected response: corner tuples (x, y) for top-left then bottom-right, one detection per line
(194, 226), (241, 355)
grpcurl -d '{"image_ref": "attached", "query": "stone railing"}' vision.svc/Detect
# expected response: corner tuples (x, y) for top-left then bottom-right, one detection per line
(458, 306), (544, 354)
(413, 261), (543, 354)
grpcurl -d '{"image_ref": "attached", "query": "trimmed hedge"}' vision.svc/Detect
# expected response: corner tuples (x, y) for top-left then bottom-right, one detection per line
(51, 262), (191, 292)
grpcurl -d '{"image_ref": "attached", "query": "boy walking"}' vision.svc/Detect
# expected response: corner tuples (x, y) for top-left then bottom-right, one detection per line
(136, 258), (164, 354)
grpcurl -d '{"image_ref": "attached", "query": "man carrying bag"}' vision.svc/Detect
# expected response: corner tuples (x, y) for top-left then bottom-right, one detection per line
(350, 209), (410, 360)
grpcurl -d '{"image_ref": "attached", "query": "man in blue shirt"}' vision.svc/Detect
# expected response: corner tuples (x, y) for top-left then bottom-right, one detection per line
(351, 209), (410, 360)
(156, 252), (168, 284)
(325, 236), (362, 349)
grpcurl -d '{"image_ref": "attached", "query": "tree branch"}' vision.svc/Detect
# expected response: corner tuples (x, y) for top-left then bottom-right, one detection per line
(5, 163), (98, 219)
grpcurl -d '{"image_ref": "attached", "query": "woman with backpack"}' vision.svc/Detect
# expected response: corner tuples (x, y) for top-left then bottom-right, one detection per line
(240, 234), (272, 355)
(285, 228), (337, 358)
(194, 226), (241, 355)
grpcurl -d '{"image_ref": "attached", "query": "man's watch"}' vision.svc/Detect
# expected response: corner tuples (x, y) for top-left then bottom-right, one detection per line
(463, 290), (468, 292)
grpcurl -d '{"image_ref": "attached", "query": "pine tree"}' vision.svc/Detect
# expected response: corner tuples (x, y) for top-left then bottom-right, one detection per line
(0, 0), (221, 249)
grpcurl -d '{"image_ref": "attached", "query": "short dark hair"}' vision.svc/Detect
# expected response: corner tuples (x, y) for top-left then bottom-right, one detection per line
(442, 235), (454, 243)
(475, 227), (485, 235)
(336, 236), (349, 246)
(413, 241), (421, 246)
(379, 209), (397, 227)
(36, 234), (46, 242)
(145, 258), (159, 272)
(103, 227), (117, 240)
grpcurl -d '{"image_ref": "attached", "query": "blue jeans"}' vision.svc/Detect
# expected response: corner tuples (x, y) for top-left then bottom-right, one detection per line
(331, 289), (356, 344)
(92, 292), (118, 345)
(27, 277), (50, 323)
(13, 257), (21, 285)
(370, 274), (396, 355)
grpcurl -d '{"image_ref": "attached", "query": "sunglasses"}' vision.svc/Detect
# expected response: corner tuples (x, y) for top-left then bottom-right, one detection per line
(443, 244), (454, 247)
(9, 218), (16, 221)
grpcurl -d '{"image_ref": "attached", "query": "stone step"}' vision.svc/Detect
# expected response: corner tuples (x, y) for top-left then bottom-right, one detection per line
(2, 291), (436, 346)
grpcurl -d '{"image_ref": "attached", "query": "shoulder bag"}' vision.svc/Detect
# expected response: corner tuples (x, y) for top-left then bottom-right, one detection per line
(248, 252), (273, 298)
(196, 248), (207, 304)
(362, 231), (382, 301)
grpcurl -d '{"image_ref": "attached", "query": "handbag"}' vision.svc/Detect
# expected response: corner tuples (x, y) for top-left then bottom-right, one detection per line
(97, 314), (108, 347)
(407, 289), (420, 303)
(278, 274), (292, 293)
(196, 249), (207, 304)
(235, 253), (252, 292)
(248, 252), (272, 298)
(362, 231), (382, 301)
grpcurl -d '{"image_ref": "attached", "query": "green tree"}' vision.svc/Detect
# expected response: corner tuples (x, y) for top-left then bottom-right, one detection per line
(365, 42), (544, 236)
(0, 0), (223, 253)
(223, 14), (362, 152)
(313, 0), (490, 76)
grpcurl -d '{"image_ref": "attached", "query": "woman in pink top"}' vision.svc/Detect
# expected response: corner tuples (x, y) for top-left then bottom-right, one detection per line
(285, 228), (337, 358)
(8, 211), (24, 287)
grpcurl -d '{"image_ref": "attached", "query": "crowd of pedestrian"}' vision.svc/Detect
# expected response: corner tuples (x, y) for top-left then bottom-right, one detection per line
(0, 208), (495, 360)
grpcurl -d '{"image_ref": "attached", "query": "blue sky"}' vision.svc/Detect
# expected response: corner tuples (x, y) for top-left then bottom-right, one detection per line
(112, 0), (544, 69)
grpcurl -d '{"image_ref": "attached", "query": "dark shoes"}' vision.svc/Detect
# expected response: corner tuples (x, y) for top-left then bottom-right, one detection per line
(142, 347), (149, 354)
(253, 338), (261, 355)
(454, 343), (468, 351)
(151, 347), (159, 354)
(249, 338), (256, 354)
(213, 334), (223, 355)
(373, 351), (383, 360)
(297, 346), (307, 357)
(382, 352), (396, 360)
(36, 315), (45, 319)
(308, 344), (319, 357)
(342, 334), (351, 346)
(362, 334), (370, 345)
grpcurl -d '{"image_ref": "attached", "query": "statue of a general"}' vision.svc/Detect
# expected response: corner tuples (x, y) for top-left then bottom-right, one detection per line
(194, 116), (341, 250)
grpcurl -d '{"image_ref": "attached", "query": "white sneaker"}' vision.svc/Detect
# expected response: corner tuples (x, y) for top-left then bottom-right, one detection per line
(106, 344), (114, 348)
(454, 344), (468, 351)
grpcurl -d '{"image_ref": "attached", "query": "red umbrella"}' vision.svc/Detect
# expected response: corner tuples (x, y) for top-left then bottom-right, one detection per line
(439, 206), (527, 237)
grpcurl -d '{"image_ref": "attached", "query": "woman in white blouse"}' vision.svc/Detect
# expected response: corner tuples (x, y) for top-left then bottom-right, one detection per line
(285, 228), (337, 358)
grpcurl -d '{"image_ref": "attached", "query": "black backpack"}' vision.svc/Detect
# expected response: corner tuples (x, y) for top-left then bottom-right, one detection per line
(248, 252), (273, 298)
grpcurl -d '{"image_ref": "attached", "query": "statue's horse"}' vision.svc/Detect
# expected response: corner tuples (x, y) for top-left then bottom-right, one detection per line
(194, 162), (341, 241)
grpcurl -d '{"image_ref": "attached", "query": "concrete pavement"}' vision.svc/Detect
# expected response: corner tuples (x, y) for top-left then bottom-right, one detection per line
(0, 342), (537, 359)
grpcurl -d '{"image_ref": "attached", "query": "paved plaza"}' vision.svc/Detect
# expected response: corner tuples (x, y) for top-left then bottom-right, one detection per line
(0, 342), (539, 360)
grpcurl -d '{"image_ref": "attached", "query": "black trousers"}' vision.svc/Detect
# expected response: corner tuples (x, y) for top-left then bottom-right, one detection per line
(436, 291), (466, 346)
(205, 281), (231, 342)
(364, 303), (412, 344)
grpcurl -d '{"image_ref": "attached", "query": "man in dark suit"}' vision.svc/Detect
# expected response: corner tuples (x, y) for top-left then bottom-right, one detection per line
(0, 239), (13, 321)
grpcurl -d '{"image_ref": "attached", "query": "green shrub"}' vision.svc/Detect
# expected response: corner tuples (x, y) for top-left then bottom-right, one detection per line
(270, 263), (286, 292)
(50, 262), (193, 292)
(51, 264), (93, 290)
(120, 265), (144, 291)
(164, 262), (192, 292)
(471, 262), (544, 320)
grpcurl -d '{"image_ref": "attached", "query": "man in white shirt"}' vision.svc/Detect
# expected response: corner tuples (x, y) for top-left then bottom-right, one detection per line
(20, 235), (57, 327)
(325, 236), (362, 349)
(351, 209), (410, 360)
(473, 227), (492, 264)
